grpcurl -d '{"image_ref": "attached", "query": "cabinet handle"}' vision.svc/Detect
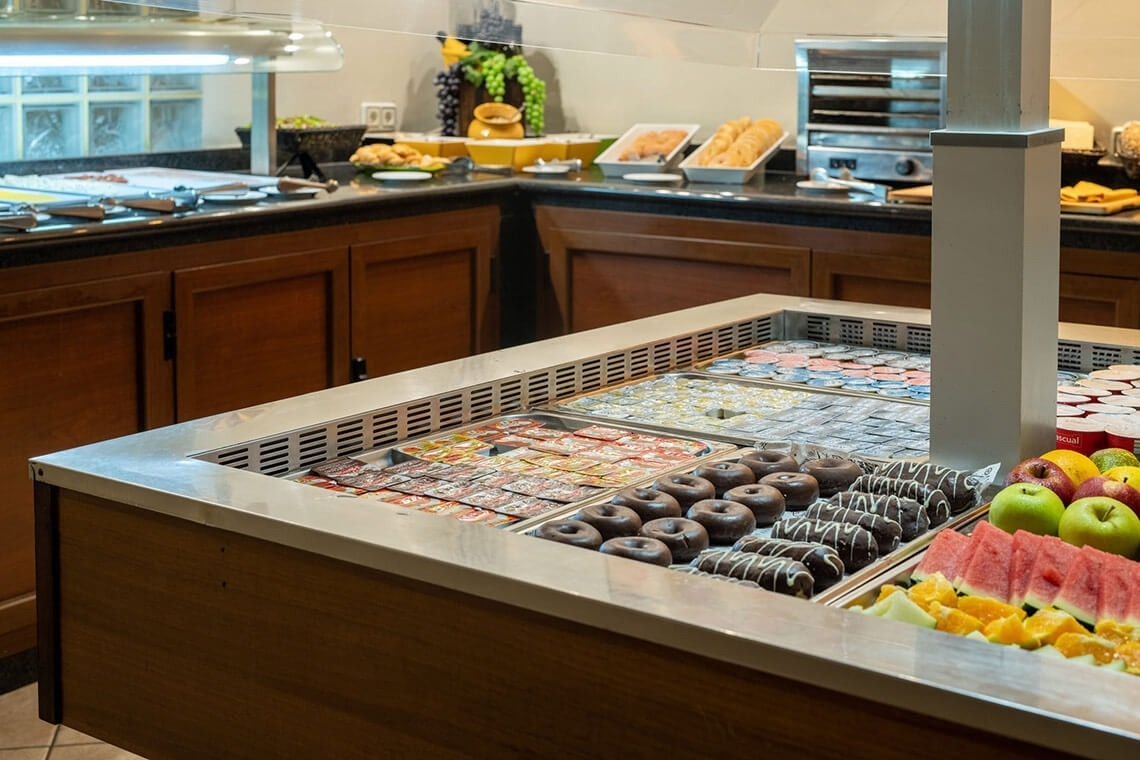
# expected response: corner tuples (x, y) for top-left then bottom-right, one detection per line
(350, 356), (368, 382)
(162, 310), (176, 361)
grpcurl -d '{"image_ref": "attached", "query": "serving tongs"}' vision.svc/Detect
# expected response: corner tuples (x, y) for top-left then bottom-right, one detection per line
(440, 156), (514, 176)
(0, 207), (38, 230)
(810, 167), (889, 200)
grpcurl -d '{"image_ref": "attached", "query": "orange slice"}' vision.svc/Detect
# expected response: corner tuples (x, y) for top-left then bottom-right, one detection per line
(1025, 608), (1087, 646)
(1053, 632), (1117, 664)
(959, 595), (1027, 625)
(907, 573), (958, 613)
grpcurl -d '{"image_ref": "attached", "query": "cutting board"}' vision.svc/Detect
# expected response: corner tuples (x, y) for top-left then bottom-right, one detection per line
(1060, 195), (1140, 215)
(887, 184), (933, 204)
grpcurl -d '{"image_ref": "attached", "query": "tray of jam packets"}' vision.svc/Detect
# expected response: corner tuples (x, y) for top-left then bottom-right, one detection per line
(552, 373), (931, 461)
(290, 412), (735, 531)
(527, 442), (998, 603)
(695, 339), (933, 402)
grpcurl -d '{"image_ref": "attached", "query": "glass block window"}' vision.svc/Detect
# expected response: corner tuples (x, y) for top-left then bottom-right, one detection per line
(0, 1), (204, 160)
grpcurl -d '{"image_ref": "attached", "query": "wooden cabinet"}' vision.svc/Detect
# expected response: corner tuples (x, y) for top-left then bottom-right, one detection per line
(0, 206), (502, 656)
(536, 206), (811, 335)
(0, 272), (172, 655)
(174, 247), (351, 421)
(810, 233), (934, 309)
(350, 208), (499, 377)
(1060, 248), (1140, 329)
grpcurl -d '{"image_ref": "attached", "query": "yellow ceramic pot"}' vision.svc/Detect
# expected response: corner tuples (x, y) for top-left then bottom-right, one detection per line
(467, 102), (525, 140)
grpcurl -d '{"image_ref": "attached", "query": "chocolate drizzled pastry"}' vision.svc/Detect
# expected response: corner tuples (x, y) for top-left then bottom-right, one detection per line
(804, 501), (903, 554)
(770, 517), (878, 572)
(692, 550), (814, 598)
(828, 491), (930, 541)
(731, 535), (845, 590)
(850, 474), (952, 526)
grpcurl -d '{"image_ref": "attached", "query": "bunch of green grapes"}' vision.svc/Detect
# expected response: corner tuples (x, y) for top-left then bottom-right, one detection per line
(510, 57), (546, 135)
(482, 52), (508, 101)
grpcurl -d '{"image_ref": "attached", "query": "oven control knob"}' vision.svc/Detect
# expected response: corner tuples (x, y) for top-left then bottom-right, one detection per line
(895, 159), (918, 176)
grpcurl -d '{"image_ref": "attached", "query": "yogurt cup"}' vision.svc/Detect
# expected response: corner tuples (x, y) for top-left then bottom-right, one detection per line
(1056, 417), (1107, 455)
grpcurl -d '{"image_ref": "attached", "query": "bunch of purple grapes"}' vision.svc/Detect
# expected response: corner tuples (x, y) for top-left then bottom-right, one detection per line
(433, 63), (463, 136)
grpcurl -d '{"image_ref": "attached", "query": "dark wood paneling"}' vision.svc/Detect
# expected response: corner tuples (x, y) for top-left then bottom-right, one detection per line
(0, 273), (171, 620)
(350, 208), (499, 377)
(174, 248), (350, 421)
(811, 249), (933, 309)
(53, 489), (1081, 760)
(1060, 248), (1140, 328)
(536, 206), (810, 334)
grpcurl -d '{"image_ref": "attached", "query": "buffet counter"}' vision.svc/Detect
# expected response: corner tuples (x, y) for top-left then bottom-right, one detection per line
(4, 165), (1140, 268)
(30, 294), (1140, 759)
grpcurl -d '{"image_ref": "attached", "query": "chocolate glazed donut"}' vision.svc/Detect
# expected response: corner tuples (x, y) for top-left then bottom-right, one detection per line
(651, 474), (715, 511)
(759, 472), (820, 510)
(739, 449), (800, 479)
(641, 517), (709, 563)
(723, 483), (786, 527)
(534, 519), (603, 550)
(800, 457), (863, 498)
(610, 487), (682, 522)
(576, 503), (642, 541)
(686, 499), (757, 544)
(600, 536), (673, 566)
(692, 461), (755, 496)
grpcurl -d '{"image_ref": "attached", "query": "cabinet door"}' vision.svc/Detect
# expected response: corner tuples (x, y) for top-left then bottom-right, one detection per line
(174, 248), (350, 421)
(0, 272), (171, 653)
(536, 207), (811, 335)
(1059, 248), (1140, 328)
(350, 208), (499, 376)
(811, 248), (933, 309)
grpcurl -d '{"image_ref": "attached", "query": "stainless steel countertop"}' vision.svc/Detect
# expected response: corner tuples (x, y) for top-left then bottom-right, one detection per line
(30, 294), (1140, 759)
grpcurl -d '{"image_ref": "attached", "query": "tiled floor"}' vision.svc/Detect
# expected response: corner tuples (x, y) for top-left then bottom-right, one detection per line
(0, 683), (145, 760)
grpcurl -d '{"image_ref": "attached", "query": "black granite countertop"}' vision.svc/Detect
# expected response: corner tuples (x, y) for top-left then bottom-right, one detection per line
(3, 163), (1139, 269)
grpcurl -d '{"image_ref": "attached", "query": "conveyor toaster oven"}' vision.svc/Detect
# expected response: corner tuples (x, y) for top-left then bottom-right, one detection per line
(796, 37), (947, 183)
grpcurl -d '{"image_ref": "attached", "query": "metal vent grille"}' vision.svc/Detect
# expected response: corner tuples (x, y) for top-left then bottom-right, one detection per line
(906, 326), (932, 354)
(839, 318), (864, 345)
(1057, 342), (1083, 372)
(871, 322), (899, 348)
(805, 315), (831, 342)
(195, 310), (1131, 476)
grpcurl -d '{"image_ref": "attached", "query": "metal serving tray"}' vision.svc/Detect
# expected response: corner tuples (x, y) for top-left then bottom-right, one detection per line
(286, 410), (735, 531)
(551, 372), (931, 461)
(521, 444), (991, 604)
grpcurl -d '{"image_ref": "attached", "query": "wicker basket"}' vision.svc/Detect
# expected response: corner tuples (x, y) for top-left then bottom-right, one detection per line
(235, 124), (367, 166)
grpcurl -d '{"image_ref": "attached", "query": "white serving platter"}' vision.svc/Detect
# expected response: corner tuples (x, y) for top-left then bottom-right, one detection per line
(680, 130), (788, 184)
(594, 123), (700, 178)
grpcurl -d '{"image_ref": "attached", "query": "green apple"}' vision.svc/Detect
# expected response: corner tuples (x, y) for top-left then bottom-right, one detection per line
(988, 482), (1065, 536)
(1058, 496), (1140, 558)
(1090, 447), (1140, 473)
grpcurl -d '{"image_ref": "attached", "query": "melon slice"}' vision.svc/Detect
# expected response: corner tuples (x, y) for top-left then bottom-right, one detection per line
(1022, 535), (1080, 611)
(1126, 565), (1140, 627)
(911, 529), (971, 583)
(1097, 552), (1135, 624)
(1007, 530), (1043, 608)
(1053, 545), (1107, 625)
(956, 521), (1014, 604)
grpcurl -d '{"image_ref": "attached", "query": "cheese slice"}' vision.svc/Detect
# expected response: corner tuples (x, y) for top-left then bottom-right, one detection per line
(1061, 181), (1138, 203)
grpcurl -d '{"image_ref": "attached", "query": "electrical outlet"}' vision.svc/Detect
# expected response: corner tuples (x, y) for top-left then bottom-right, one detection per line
(361, 101), (398, 132)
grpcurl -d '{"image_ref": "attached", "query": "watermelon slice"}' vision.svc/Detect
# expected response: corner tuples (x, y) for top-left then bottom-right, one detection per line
(956, 521), (1014, 603)
(1097, 552), (1135, 624)
(1053, 545), (1107, 625)
(911, 529), (971, 583)
(1127, 565), (1140, 626)
(1007, 530), (1043, 608)
(1022, 535), (1080, 611)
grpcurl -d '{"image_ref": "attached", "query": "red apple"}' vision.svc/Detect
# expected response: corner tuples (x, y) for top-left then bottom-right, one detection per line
(1072, 475), (1140, 517)
(1005, 457), (1077, 504)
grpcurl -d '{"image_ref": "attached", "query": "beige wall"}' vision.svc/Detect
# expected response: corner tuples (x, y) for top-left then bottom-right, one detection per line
(204, 0), (1140, 153)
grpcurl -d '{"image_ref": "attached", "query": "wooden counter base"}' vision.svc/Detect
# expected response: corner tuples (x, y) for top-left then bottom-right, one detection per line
(40, 487), (1080, 759)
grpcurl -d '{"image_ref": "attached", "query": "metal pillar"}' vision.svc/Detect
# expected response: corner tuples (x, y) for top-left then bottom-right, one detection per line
(930, 0), (1062, 473)
(250, 71), (277, 176)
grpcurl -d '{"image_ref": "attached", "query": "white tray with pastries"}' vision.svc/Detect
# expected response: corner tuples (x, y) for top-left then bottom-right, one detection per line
(594, 123), (700, 178)
(680, 118), (787, 184)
